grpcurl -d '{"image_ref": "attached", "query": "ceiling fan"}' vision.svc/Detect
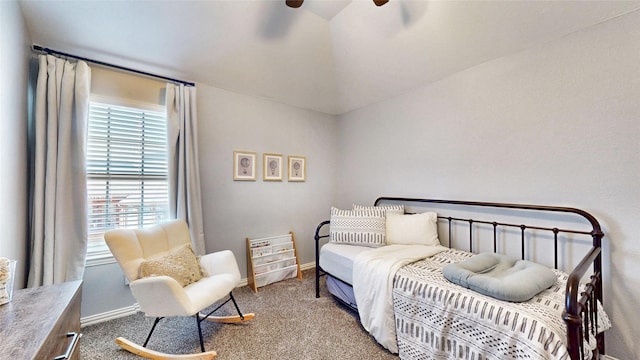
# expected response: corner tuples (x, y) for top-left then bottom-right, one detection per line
(286, 0), (388, 8)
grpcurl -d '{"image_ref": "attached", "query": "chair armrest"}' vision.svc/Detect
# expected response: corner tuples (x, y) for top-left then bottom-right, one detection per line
(200, 250), (241, 285)
(129, 276), (193, 317)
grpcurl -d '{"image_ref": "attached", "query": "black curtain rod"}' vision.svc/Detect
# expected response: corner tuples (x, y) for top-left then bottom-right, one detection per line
(32, 45), (195, 87)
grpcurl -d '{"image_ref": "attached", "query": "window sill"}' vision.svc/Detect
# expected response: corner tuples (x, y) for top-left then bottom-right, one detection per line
(85, 247), (117, 267)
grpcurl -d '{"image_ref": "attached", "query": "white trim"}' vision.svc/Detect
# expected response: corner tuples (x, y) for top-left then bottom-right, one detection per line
(80, 262), (316, 326)
(81, 303), (140, 328)
(85, 255), (117, 267)
(237, 261), (315, 287)
(300, 261), (316, 272)
(85, 245), (116, 267)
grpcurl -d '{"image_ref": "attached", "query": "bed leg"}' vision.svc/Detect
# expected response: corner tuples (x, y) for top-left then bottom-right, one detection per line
(315, 266), (320, 298)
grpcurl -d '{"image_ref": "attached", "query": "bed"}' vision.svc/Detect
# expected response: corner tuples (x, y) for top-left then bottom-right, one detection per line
(314, 197), (610, 360)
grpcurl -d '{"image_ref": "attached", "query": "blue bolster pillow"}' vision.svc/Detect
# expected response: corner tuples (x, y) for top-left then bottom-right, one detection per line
(442, 252), (557, 302)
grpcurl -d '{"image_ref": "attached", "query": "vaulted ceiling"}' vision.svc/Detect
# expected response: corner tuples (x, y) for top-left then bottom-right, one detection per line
(19, 0), (640, 115)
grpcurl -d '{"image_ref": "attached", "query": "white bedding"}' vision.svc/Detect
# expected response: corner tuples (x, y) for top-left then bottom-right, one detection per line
(393, 249), (611, 360)
(319, 242), (371, 285)
(321, 243), (611, 358)
(352, 244), (447, 353)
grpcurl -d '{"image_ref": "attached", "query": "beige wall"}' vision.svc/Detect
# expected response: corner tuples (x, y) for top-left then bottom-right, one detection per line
(337, 11), (639, 359)
(196, 84), (339, 274)
(82, 78), (340, 317)
(12, 5), (639, 358)
(0, 1), (31, 290)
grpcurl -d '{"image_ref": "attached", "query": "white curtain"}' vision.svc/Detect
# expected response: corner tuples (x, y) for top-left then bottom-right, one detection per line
(28, 55), (91, 287)
(166, 84), (206, 255)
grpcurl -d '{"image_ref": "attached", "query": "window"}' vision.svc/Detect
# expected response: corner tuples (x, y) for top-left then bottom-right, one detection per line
(86, 100), (169, 261)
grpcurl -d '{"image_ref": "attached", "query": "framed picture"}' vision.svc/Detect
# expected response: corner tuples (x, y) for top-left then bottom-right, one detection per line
(263, 153), (283, 181)
(233, 151), (257, 181)
(288, 155), (306, 182)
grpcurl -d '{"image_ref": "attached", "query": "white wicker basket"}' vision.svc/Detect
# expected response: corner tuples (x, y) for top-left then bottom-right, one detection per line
(0, 259), (16, 305)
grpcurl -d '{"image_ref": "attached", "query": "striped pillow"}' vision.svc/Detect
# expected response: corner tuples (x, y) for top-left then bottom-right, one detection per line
(329, 207), (386, 247)
(353, 204), (404, 216)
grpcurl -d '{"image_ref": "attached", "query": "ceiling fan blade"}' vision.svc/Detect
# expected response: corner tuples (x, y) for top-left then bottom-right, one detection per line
(286, 0), (304, 8)
(373, 0), (389, 6)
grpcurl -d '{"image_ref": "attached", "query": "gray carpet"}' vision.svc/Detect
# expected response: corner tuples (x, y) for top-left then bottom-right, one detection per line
(80, 269), (399, 359)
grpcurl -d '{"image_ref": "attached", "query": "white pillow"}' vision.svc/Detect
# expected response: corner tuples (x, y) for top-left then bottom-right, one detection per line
(385, 212), (440, 246)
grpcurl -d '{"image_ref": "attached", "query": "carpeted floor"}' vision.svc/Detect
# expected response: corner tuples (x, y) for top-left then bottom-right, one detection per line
(80, 269), (398, 359)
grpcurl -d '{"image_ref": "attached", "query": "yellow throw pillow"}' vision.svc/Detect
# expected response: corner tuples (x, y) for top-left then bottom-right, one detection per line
(139, 245), (203, 287)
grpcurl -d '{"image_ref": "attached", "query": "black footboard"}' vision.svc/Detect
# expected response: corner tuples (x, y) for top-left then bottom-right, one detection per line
(315, 197), (606, 360)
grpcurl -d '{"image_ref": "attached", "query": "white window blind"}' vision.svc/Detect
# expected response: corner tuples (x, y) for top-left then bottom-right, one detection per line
(86, 101), (169, 258)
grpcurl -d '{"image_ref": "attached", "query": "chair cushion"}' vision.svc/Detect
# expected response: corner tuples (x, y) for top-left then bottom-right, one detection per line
(184, 274), (238, 314)
(139, 244), (203, 287)
(443, 252), (557, 302)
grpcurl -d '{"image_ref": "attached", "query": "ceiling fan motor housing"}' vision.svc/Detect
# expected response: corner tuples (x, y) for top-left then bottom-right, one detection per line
(286, 0), (388, 9)
(286, 0), (304, 8)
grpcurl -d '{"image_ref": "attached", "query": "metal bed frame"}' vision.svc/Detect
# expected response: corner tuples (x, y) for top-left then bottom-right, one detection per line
(314, 197), (605, 360)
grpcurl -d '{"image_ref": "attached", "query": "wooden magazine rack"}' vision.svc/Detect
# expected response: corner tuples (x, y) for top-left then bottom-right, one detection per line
(247, 232), (302, 293)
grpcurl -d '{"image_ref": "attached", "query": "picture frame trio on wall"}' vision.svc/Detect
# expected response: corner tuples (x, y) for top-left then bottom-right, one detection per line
(234, 151), (305, 182)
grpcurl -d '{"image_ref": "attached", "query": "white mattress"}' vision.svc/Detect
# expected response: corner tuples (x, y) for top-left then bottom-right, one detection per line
(319, 243), (371, 285)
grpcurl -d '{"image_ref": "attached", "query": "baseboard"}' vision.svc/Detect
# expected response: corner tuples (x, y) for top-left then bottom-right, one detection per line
(81, 303), (140, 328)
(81, 262), (317, 327)
(299, 261), (316, 272)
(237, 261), (315, 287)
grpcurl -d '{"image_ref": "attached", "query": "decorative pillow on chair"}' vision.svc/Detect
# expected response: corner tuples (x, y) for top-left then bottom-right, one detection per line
(353, 204), (404, 216)
(139, 245), (203, 287)
(385, 212), (440, 246)
(329, 207), (386, 247)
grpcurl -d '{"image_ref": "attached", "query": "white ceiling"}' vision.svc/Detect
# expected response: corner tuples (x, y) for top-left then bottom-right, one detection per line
(19, 0), (640, 115)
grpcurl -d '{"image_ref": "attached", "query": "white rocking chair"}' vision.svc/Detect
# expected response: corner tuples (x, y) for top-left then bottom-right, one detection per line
(105, 220), (254, 359)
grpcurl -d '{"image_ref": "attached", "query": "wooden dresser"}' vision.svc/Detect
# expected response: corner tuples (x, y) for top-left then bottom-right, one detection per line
(0, 280), (82, 360)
